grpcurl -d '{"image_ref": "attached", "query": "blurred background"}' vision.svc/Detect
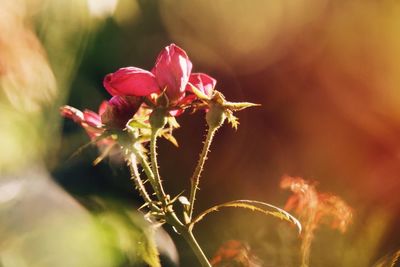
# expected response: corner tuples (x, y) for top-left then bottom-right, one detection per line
(1, 0), (400, 266)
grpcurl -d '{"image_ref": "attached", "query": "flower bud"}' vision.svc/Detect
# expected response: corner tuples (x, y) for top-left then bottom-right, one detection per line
(101, 96), (142, 129)
(206, 104), (225, 130)
(149, 108), (168, 129)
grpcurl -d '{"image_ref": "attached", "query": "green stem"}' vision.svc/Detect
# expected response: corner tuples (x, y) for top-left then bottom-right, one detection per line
(164, 211), (211, 267)
(127, 152), (153, 204)
(188, 126), (218, 220)
(133, 149), (164, 202)
(127, 128), (212, 267)
(150, 128), (167, 199)
(181, 229), (212, 267)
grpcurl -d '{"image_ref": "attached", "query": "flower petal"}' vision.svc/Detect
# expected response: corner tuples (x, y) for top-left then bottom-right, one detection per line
(83, 110), (102, 127)
(103, 67), (160, 96)
(152, 44), (192, 103)
(98, 101), (108, 116)
(60, 105), (104, 140)
(60, 105), (84, 123)
(186, 73), (216, 98)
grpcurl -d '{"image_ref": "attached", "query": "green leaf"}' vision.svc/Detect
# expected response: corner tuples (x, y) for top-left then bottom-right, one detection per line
(92, 199), (162, 267)
(190, 200), (301, 233)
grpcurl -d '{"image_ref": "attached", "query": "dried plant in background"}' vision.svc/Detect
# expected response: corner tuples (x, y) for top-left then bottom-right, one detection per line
(281, 175), (353, 267)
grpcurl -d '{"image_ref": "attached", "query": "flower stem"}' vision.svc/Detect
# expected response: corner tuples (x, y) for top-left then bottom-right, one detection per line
(162, 210), (211, 267)
(150, 128), (167, 200)
(133, 148), (164, 201)
(188, 126), (218, 220)
(181, 229), (212, 267)
(127, 152), (153, 204)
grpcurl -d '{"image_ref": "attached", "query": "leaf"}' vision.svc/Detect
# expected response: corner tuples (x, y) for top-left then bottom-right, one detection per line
(190, 200), (302, 233)
(91, 199), (162, 267)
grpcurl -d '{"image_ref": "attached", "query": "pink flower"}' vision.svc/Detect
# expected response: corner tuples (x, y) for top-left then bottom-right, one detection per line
(60, 103), (107, 142)
(152, 44), (193, 103)
(186, 73), (216, 98)
(103, 67), (160, 97)
(101, 96), (142, 129)
(103, 44), (215, 116)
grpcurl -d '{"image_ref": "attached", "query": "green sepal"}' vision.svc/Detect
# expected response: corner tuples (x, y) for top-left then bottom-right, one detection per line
(188, 83), (210, 100)
(223, 101), (260, 111)
(127, 119), (151, 130)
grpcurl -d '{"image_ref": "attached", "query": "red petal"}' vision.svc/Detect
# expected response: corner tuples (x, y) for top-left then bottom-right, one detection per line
(83, 110), (102, 127)
(186, 73), (216, 97)
(98, 101), (108, 115)
(60, 105), (84, 123)
(152, 44), (192, 103)
(103, 67), (160, 97)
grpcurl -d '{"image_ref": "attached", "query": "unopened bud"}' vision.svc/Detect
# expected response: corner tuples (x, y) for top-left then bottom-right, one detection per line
(206, 104), (225, 130)
(149, 108), (168, 129)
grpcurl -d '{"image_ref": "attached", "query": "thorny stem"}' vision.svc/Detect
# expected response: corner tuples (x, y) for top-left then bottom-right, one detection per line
(127, 152), (153, 204)
(133, 148), (164, 201)
(127, 125), (212, 267)
(165, 212), (212, 267)
(188, 126), (218, 220)
(128, 145), (212, 267)
(150, 128), (167, 200)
